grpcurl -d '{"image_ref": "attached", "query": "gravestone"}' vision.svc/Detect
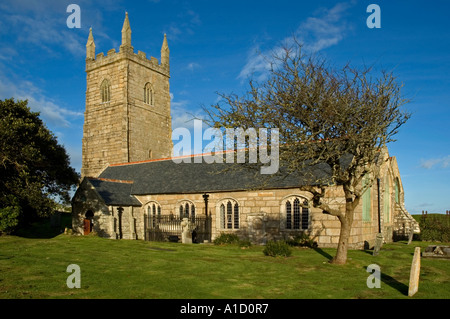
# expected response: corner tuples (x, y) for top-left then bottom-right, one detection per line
(372, 233), (383, 256)
(408, 247), (421, 297)
(181, 218), (192, 244)
(407, 230), (414, 245)
(422, 245), (450, 260)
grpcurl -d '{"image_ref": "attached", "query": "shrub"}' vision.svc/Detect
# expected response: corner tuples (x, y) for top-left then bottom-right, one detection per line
(263, 240), (292, 257)
(213, 233), (241, 245)
(419, 215), (450, 242)
(0, 205), (21, 235)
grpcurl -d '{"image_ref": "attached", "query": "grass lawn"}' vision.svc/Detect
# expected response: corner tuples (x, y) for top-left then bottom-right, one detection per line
(0, 217), (449, 299)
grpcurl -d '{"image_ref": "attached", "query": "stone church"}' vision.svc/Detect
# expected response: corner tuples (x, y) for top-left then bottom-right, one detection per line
(72, 13), (419, 249)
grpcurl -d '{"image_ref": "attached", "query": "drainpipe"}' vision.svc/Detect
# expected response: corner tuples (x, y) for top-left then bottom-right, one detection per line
(203, 193), (211, 243)
(377, 178), (381, 234)
(203, 193), (209, 216)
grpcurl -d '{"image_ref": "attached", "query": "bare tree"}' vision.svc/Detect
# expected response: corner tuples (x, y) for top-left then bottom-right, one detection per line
(204, 40), (410, 264)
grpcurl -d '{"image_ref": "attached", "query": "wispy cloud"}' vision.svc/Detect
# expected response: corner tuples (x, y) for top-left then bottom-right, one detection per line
(170, 93), (204, 130)
(0, 73), (83, 128)
(238, 2), (354, 81)
(298, 2), (352, 52)
(420, 155), (450, 169)
(0, 0), (115, 58)
(163, 8), (201, 40)
(186, 62), (200, 71)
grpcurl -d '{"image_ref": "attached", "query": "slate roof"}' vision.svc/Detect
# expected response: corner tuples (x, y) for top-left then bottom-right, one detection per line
(87, 178), (142, 206)
(85, 154), (351, 206)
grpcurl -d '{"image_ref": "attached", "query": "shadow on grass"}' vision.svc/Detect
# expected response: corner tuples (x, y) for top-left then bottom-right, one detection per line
(13, 213), (72, 239)
(313, 247), (334, 261)
(363, 266), (409, 296)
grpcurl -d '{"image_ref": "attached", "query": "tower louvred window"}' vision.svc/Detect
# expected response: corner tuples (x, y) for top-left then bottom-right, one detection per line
(144, 82), (153, 105)
(100, 79), (111, 102)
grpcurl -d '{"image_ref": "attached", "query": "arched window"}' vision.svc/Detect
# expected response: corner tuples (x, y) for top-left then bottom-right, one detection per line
(178, 200), (195, 219)
(146, 202), (161, 228)
(218, 199), (239, 230)
(144, 82), (153, 105)
(282, 196), (309, 230)
(394, 178), (400, 204)
(100, 79), (111, 103)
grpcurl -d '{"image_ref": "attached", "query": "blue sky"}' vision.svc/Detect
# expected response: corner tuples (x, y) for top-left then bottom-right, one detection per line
(0, 0), (449, 214)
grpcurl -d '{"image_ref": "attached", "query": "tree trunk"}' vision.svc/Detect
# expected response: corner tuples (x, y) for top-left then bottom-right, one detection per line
(331, 217), (351, 264)
(331, 197), (355, 265)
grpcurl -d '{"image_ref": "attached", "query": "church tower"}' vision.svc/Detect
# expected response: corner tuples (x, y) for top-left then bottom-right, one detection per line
(81, 13), (173, 178)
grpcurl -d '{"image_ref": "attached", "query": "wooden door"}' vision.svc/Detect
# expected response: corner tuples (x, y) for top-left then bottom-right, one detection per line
(84, 218), (91, 235)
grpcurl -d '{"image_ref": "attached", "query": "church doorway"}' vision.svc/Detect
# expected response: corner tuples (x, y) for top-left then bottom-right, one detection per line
(84, 210), (94, 235)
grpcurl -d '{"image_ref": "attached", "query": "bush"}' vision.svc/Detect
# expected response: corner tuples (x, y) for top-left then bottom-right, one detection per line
(263, 240), (292, 257)
(213, 233), (241, 245)
(0, 205), (21, 235)
(419, 215), (450, 242)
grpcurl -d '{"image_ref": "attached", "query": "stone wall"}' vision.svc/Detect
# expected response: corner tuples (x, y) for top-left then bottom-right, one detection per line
(135, 186), (380, 249)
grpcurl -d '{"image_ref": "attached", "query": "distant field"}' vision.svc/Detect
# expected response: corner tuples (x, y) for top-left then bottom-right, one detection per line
(0, 216), (449, 299)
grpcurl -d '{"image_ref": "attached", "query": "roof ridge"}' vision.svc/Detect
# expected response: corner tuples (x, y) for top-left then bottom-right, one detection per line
(90, 177), (134, 184)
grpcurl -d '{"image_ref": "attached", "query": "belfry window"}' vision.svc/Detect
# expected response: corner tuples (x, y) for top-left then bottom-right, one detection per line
(219, 199), (239, 230)
(100, 79), (111, 103)
(144, 82), (153, 105)
(283, 196), (309, 230)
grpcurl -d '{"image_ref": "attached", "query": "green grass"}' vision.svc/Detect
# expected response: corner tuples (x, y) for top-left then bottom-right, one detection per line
(0, 217), (449, 299)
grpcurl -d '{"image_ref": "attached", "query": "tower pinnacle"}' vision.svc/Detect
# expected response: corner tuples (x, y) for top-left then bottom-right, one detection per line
(121, 12), (133, 51)
(86, 27), (95, 60)
(161, 33), (169, 67)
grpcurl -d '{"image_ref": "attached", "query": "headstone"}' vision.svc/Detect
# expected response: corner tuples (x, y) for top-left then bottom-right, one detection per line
(422, 245), (450, 259)
(408, 247), (421, 297)
(181, 218), (192, 244)
(372, 233), (383, 256)
(407, 229), (414, 245)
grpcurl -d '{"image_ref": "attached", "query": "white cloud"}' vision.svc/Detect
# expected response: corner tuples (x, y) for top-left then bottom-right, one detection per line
(0, 73), (83, 128)
(186, 62), (200, 71)
(420, 155), (450, 169)
(298, 2), (352, 52)
(170, 93), (204, 130)
(0, 1), (115, 58)
(238, 2), (354, 81)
